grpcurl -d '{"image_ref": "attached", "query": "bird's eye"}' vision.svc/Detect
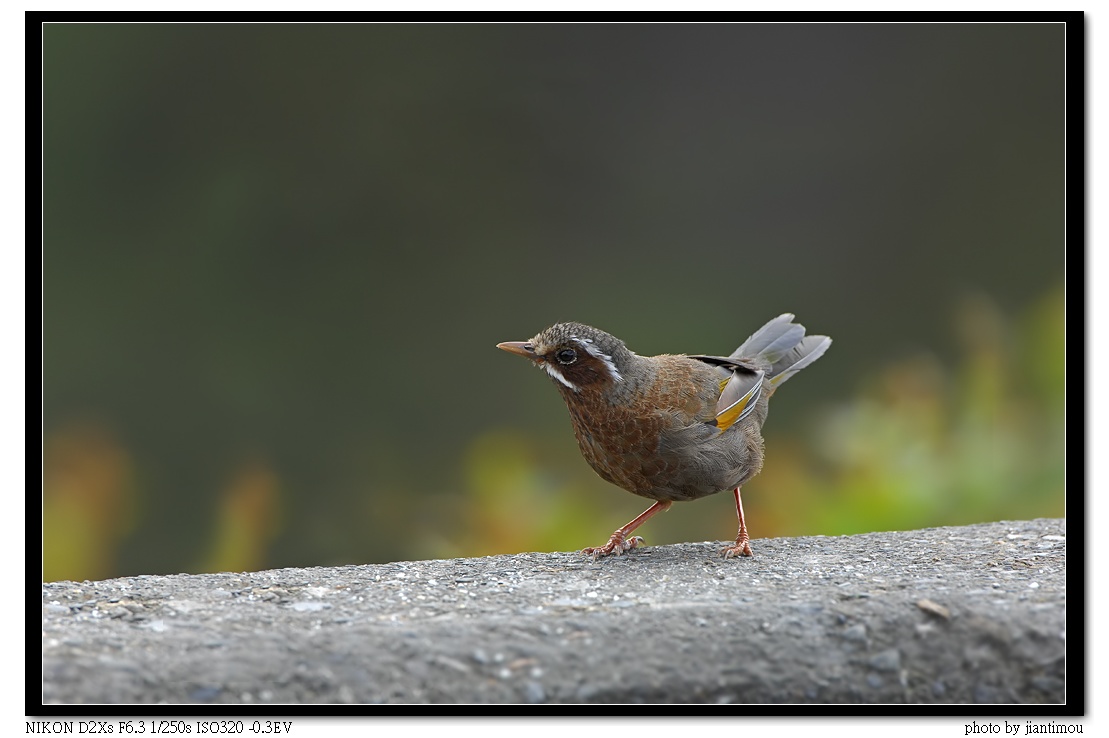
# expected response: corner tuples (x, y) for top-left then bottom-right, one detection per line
(555, 348), (578, 365)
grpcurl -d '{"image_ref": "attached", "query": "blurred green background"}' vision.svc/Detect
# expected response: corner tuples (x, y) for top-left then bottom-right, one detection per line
(42, 24), (1065, 582)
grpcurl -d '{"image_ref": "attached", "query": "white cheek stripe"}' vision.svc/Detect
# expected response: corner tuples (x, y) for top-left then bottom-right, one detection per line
(575, 339), (623, 382)
(543, 362), (579, 391)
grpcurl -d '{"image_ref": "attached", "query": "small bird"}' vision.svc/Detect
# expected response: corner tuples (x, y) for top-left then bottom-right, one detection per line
(496, 315), (831, 558)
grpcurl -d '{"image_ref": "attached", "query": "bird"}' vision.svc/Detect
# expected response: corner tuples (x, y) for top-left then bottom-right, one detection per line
(496, 314), (831, 558)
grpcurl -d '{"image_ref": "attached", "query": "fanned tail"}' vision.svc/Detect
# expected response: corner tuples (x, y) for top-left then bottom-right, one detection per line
(767, 334), (832, 387)
(733, 313), (831, 388)
(730, 313), (803, 361)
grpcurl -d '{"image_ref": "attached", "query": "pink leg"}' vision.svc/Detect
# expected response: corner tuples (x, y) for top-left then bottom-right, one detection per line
(583, 500), (672, 558)
(721, 487), (754, 558)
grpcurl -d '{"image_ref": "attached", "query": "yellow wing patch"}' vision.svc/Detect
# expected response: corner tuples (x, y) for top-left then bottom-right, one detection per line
(712, 370), (764, 434)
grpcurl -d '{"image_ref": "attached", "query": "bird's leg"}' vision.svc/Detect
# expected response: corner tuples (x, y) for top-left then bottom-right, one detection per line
(721, 486), (754, 558)
(583, 500), (672, 558)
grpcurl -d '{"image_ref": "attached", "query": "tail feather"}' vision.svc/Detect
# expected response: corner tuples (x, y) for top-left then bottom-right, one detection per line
(731, 313), (800, 361)
(733, 314), (831, 388)
(768, 335), (832, 387)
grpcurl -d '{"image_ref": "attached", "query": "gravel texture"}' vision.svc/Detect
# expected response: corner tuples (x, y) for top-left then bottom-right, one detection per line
(41, 518), (1067, 704)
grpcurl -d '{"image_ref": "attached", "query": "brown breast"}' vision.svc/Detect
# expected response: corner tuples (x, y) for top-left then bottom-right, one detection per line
(560, 356), (722, 499)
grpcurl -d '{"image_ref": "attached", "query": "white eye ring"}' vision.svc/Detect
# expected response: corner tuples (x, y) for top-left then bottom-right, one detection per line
(555, 348), (578, 365)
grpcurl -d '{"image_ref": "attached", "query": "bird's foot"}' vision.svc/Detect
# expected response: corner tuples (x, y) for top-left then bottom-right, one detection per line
(721, 537), (753, 558)
(582, 532), (645, 559)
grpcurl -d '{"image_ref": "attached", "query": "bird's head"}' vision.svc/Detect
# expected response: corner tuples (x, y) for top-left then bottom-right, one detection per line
(497, 322), (632, 394)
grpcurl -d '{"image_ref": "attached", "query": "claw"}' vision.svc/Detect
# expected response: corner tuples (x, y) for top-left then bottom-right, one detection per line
(721, 539), (753, 558)
(581, 500), (671, 559)
(582, 533), (645, 559)
(722, 487), (754, 558)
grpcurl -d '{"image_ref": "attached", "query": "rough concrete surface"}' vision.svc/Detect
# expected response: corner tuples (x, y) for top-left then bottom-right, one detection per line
(41, 518), (1066, 704)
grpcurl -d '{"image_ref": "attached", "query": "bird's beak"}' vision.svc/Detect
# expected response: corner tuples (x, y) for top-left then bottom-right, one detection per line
(496, 341), (538, 360)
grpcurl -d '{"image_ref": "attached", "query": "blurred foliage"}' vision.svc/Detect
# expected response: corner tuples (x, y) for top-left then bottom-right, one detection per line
(197, 460), (283, 575)
(42, 424), (137, 581)
(773, 285), (1066, 537)
(41, 24), (1065, 581)
(43, 284), (1063, 580)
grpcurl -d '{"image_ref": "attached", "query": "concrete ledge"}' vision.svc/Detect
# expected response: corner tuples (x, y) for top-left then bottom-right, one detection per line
(41, 518), (1066, 704)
